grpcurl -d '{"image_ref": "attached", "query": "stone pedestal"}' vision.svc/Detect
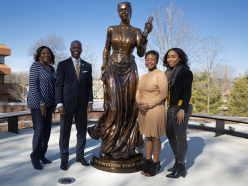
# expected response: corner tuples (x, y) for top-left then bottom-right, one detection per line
(90, 152), (145, 173)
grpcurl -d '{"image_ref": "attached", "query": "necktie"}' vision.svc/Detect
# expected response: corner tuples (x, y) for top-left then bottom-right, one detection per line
(75, 59), (80, 80)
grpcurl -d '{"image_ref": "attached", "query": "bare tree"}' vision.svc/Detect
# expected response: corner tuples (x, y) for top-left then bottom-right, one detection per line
(196, 36), (226, 114)
(80, 45), (100, 80)
(149, 0), (199, 71)
(4, 73), (16, 84)
(93, 79), (103, 98)
(8, 84), (28, 102)
(80, 45), (103, 97)
(7, 71), (29, 102)
(5, 71), (29, 85)
(28, 33), (67, 66)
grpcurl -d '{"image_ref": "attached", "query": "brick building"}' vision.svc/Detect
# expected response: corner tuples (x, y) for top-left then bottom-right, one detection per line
(0, 44), (25, 102)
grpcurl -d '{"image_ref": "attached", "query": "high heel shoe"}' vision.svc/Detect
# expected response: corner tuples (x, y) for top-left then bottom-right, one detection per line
(141, 158), (153, 175)
(145, 161), (161, 177)
(167, 157), (178, 172)
(166, 161), (186, 178)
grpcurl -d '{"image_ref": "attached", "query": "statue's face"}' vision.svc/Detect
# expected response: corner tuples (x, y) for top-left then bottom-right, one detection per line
(118, 3), (131, 21)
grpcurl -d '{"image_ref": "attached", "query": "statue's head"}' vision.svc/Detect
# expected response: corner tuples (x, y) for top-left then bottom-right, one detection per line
(117, 2), (132, 21)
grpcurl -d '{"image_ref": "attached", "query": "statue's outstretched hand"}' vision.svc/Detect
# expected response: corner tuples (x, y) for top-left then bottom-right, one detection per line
(145, 22), (153, 34)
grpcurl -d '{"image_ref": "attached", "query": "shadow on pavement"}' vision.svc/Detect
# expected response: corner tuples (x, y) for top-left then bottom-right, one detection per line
(155, 134), (205, 175)
(186, 136), (205, 170)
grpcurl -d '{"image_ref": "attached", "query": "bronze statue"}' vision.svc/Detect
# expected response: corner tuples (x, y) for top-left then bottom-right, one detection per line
(88, 2), (153, 159)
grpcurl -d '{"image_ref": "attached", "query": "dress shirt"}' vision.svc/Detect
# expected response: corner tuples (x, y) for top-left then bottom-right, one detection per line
(71, 56), (81, 70)
(57, 56), (93, 108)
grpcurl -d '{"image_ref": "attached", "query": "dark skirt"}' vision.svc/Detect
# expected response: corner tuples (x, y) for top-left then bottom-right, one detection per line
(88, 58), (144, 159)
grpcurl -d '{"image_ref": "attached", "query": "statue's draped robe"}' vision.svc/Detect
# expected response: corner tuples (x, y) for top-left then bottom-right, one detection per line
(88, 23), (147, 159)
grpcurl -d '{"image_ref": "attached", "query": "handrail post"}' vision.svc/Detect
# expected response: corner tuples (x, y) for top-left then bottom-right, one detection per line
(215, 119), (225, 137)
(8, 116), (19, 134)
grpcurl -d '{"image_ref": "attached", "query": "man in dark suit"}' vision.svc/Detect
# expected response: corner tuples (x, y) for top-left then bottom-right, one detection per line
(55, 40), (93, 170)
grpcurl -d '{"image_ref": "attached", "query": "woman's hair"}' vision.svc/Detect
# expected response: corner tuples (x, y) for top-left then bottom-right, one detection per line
(117, 2), (132, 18)
(145, 50), (159, 63)
(34, 46), (55, 65)
(163, 48), (190, 69)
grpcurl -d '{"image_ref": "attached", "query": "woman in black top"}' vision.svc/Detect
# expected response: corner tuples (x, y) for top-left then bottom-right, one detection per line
(164, 48), (193, 178)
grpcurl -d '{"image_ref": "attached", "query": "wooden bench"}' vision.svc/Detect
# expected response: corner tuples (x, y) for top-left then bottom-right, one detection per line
(0, 109), (104, 134)
(0, 111), (32, 134)
(191, 113), (248, 136)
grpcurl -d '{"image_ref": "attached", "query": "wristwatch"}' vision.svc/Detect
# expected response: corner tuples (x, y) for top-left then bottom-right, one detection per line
(40, 103), (45, 106)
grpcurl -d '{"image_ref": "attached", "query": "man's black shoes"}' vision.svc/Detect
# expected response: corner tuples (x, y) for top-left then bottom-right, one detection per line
(31, 159), (42, 170)
(60, 161), (68, 171)
(76, 158), (90, 166)
(40, 157), (52, 164)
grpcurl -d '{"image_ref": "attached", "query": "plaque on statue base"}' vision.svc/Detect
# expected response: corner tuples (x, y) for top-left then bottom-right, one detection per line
(90, 152), (145, 173)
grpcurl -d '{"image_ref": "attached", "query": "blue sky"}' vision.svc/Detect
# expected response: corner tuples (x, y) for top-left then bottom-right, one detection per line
(1, 0), (248, 76)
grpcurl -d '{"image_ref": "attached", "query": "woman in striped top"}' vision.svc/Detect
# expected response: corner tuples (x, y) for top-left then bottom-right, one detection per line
(27, 46), (56, 170)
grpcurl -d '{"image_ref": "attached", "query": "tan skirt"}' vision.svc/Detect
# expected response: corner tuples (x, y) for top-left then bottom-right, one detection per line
(138, 102), (167, 139)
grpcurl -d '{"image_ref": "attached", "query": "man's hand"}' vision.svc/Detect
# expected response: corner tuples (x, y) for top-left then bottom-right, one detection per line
(87, 103), (93, 114)
(58, 106), (66, 116)
(174, 109), (185, 124)
(52, 108), (55, 114)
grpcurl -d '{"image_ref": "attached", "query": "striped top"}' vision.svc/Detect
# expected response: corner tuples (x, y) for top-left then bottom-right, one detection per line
(27, 62), (56, 109)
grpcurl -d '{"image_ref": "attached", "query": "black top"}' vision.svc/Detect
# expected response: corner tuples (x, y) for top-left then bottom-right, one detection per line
(168, 67), (193, 112)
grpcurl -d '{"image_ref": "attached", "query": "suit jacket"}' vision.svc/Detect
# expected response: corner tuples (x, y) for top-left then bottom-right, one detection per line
(55, 57), (93, 112)
(169, 68), (193, 112)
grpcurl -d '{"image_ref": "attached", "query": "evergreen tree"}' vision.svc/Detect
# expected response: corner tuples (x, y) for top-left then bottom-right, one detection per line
(191, 71), (222, 114)
(229, 71), (248, 117)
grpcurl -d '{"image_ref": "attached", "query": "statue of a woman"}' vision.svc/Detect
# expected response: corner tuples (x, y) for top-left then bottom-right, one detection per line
(88, 2), (152, 159)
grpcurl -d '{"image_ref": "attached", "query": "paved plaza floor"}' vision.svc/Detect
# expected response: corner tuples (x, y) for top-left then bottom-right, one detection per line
(0, 122), (248, 186)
